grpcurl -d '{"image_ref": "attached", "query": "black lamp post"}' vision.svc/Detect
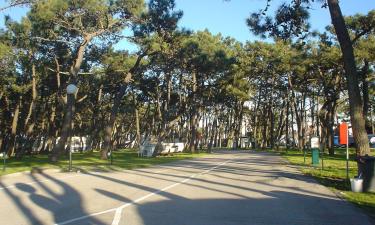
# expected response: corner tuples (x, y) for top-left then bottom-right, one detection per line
(67, 84), (78, 172)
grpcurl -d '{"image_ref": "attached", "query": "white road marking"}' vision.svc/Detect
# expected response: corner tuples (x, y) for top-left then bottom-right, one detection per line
(54, 158), (234, 225)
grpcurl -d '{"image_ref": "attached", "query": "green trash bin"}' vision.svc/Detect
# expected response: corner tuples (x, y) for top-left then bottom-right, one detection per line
(311, 148), (319, 165)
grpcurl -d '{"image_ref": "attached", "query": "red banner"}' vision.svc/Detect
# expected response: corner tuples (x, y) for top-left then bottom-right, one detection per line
(339, 123), (348, 145)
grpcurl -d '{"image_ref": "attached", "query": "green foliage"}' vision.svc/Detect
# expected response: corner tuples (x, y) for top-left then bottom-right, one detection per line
(0, 0), (374, 167)
(247, 1), (311, 40)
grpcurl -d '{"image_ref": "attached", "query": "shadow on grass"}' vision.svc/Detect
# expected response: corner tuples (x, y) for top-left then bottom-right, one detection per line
(309, 174), (350, 191)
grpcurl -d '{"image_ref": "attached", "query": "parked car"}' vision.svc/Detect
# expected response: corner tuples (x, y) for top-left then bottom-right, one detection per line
(333, 135), (355, 147)
(369, 134), (375, 148)
(334, 135), (375, 148)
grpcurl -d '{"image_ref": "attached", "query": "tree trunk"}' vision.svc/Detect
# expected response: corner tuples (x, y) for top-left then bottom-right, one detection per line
(327, 0), (370, 156)
(50, 94), (75, 162)
(7, 96), (21, 157)
(134, 97), (141, 148)
(101, 51), (145, 158)
(319, 97), (337, 155)
(328, 103), (336, 155)
(361, 60), (370, 129)
(24, 63), (37, 136)
(233, 101), (244, 149)
(208, 116), (218, 153)
(189, 72), (198, 153)
(269, 101), (275, 149)
(101, 85), (127, 159)
(90, 84), (103, 150)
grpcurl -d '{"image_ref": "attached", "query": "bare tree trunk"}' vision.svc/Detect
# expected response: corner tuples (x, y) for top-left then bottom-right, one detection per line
(361, 60), (370, 129)
(134, 96), (141, 148)
(208, 115), (218, 153)
(189, 72), (198, 153)
(8, 96), (21, 156)
(285, 98), (290, 149)
(24, 63), (37, 136)
(276, 97), (286, 149)
(316, 95), (321, 138)
(328, 0), (370, 156)
(293, 95), (303, 150)
(101, 85), (127, 159)
(371, 106), (374, 134)
(50, 94), (75, 162)
(50, 37), (90, 161)
(233, 101), (244, 149)
(291, 104), (296, 149)
(101, 51), (146, 159)
(319, 97), (337, 155)
(269, 101), (275, 149)
(89, 84), (103, 150)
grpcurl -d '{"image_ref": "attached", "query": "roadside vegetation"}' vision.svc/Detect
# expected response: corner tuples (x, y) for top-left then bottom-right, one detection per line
(268, 148), (375, 217)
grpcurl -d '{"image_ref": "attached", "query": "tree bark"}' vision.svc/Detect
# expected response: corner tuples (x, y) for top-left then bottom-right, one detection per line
(134, 95), (141, 148)
(101, 51), (146, 159)
(101, 85), (127, 159)
(50, 94), (75, 162)
(7, 96), (21, 157)
(189, 72), (198, 153)
(24, 63), (37, 136)
(327, 0), (370, 156)
(361, 60), (370, 129)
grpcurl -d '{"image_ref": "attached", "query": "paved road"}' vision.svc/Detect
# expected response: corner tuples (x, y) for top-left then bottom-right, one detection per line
(0, 151), (373, 225)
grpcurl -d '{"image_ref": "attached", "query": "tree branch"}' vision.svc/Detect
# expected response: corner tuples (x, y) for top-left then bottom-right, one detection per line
(0, 0), (33, 12)
(351, 25), (375, 45)
(32, 36), (73, 45)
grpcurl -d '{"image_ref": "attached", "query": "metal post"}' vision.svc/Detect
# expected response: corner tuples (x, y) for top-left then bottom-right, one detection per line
(371, 105), (374, 135)
(2, 150), (6, 172)
(69, 143), (72, 172)
(110, 150), (113, 165)
(303, 148), (306, 164)
(68, 94), (72, 172)
(66, 84), (77, 172)
(67, 92), (74, 172)
(346, 128), (349, 180)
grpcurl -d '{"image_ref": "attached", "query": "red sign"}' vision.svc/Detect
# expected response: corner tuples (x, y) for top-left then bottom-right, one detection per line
(339, 123), (348, 145)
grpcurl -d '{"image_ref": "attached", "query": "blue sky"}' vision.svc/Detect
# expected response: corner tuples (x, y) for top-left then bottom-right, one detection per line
(1, 0), (374, 49)
(174, 0), (375, 43)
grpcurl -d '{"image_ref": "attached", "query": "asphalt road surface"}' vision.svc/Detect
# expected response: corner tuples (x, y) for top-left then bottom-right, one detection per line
(0, 151), (373, 225)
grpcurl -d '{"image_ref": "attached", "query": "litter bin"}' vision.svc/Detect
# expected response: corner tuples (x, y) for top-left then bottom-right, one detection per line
(311, 148), (319, 165)
(358, 155), (375, 192)
(350, 178), (363, 192)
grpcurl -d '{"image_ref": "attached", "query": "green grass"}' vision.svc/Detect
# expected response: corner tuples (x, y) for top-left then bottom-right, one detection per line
(0, 149), (207, 176)
(262, 147), (375, 217)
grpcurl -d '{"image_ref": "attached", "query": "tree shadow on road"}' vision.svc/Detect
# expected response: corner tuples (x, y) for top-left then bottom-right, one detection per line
(134, 190), (372, 225)
(0, 182), (44, 225)
(4, 171), (107, 225)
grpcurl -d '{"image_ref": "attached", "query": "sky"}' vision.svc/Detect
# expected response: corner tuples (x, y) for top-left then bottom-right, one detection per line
(1, 0), (374, 50)
(175, 0), (374, 43)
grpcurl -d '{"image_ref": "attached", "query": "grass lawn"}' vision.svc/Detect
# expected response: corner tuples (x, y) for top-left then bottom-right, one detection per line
(264, 147), (375, 217)
(0, 149), (207, 176)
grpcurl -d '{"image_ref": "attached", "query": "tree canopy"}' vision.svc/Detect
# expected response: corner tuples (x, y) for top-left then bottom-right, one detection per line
(0, 0), (374, 162)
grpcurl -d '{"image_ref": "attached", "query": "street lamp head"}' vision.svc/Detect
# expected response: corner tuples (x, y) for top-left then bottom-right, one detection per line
(66, 84), (78, 94)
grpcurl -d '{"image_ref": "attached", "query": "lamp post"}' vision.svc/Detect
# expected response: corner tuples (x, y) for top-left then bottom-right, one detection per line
(66, 84), (78, 172)
(2, 150), (5, 171)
